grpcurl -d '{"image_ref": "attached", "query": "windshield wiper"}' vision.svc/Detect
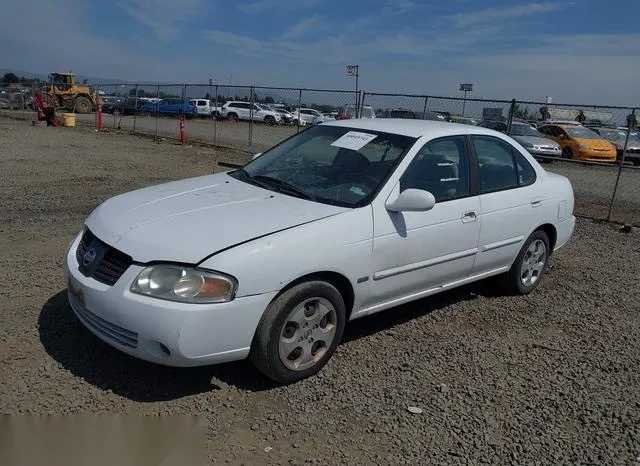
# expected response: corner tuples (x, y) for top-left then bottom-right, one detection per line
(252, 175), (316, 201)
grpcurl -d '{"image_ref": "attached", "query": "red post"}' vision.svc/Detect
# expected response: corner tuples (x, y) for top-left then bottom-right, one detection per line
(97, 98), (103, 131)
(179, 117), (186, 144)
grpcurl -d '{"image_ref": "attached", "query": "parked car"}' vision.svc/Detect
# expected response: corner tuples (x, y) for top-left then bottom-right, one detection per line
(188, 99), (222, 118)
(477, 121), (562, 160)
(103, 98), (146, 116)
(450, 116), (478, 125)
(337, 104), (376, 119)
(221, 101), (282, 125)
(292, 108), (325, 125)
(537, 123), (617, 162)
(265, 105), (303, 125)
(587, 126), (640, 165)
(142, 98), (198, 117)
(64, 119), (575, 384)
(385, 109), (447, 121)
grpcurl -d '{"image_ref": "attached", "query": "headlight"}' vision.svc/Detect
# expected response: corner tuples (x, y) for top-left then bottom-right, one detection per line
(579, 143), (589, 149)
(523, 142), (534, 148)
(130, 264), (237, 303)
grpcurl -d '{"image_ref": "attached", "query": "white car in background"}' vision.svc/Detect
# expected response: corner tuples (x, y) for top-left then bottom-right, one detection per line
(292, 108), (325, 125)
(64, 119), (575, 384)
(221, 101), (282, 125)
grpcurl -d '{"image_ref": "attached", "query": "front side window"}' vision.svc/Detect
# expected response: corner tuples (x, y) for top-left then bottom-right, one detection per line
(233, 125), (416, 207)
(472, 136), (519, 193)
(399, 136), (469, 202)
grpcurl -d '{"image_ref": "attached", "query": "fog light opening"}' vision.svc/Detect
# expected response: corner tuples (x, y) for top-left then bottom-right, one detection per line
(148, 341), (172, 358)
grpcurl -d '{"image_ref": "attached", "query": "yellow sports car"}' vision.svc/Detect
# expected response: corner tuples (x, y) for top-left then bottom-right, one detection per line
(538, 123), (617, 162)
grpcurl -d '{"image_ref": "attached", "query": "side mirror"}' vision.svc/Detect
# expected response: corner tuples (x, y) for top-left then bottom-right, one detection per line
(386, 189), (436, 213)
(252, 153), (263, 160)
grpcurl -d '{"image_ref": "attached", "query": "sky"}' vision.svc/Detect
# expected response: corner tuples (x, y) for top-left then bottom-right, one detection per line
(1, 0), (639, 105)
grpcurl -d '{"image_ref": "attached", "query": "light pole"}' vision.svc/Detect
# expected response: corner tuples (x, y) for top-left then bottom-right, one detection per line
(459, 83), (473, 116)
(347, 65), (359, 117)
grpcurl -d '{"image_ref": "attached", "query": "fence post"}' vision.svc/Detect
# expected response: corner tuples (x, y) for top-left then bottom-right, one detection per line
(95, 84), (100, 129)
(296, 89), (302, 133)
(155, 85), (160, 137)
(422, 96), (429, 119)
(213, 85), (219, 146)
(359, 92), (367, 118)
(133, 84), (138, 132)
(248, 86), (255, 151)
(607, 108), (636, 222)
(506, 99), (516, 135)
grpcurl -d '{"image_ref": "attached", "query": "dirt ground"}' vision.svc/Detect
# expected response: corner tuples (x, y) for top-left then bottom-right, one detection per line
(1, 117), (639, 465)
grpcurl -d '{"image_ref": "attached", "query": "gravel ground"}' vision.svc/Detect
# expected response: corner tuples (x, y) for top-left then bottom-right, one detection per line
(1, 117), (639, 465)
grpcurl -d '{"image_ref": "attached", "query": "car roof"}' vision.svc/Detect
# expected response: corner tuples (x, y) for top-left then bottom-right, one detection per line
(322, 118), (506, 138)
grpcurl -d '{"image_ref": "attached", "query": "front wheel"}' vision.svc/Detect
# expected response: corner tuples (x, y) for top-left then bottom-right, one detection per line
(250, 280), (346, 384)
(74, 96), (92, 114)
(264, 115), (276, 125)
(502, 230), (550, 295)
(561, 147), (573, 159)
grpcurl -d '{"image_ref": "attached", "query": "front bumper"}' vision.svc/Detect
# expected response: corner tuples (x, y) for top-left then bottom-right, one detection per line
(63, 232), (277, 367)
(527, 147), (561, 157)
(577, 149), (617, 162)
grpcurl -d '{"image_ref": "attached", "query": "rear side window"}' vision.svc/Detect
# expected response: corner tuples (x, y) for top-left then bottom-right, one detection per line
(472, 136), (531, 193)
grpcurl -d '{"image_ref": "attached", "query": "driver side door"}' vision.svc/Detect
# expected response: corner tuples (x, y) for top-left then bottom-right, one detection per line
(368, 136), (481, 307)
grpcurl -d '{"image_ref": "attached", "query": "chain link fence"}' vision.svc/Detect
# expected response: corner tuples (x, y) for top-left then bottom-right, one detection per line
(1, 82), (638, 226)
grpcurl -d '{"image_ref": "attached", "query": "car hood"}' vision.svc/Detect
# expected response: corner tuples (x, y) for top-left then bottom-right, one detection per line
(84, 172), (349, 264)
(512, 135), (560, 147)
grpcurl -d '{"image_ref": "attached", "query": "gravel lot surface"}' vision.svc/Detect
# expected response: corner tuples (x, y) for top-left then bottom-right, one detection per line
(1, 117), (639, 465)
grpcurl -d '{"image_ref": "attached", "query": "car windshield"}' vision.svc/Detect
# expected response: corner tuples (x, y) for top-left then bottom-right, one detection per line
(510, 124), (543, 137)
(598, 129), (633, 143)
(566, 127), (601, 139)
(231, 125), (416, 208)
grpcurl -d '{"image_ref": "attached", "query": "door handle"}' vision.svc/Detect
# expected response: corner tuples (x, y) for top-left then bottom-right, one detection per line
(461, 211), (478, 223)
(531, 197), (544, 207)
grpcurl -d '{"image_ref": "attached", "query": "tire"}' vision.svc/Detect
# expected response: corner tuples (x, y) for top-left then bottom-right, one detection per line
(227, 112), (238, 120)
(561, 147), (573, 159)
(250, 280), (346, 384)
(74, 96), (92, 114)
(501, 230), (550, 295)
(264, 115), (275, 126)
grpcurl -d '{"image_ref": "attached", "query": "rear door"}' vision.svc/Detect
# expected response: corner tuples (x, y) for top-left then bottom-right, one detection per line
(470, 135), (541, 275)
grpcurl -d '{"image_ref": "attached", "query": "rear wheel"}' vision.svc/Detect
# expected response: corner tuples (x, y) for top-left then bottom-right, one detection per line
(227, 112), (238, 120)
(74, 96), (92, 114)
(250, 280), (346, 384)
(501, 230), (550, 295)
(561, 147), (573, 159)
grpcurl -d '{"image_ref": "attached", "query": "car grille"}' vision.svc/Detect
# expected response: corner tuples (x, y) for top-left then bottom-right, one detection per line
(69, 293), (138, 349)
(76, 229), (133, 286)
(539, 146), (558, 151)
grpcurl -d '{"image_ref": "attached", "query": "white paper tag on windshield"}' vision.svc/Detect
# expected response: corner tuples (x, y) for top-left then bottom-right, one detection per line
(331, 131), (378, 150)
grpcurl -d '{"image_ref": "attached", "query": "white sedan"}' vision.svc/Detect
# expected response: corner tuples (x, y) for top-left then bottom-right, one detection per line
(64, 119), (575, 384)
